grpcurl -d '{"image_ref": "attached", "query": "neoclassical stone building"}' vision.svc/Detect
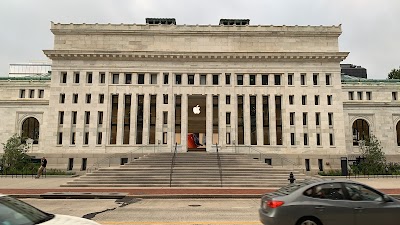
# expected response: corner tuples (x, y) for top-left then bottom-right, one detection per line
(1, 19), (399, 172)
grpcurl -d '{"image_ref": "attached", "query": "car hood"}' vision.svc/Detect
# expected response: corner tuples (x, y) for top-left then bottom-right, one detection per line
(40, 214), (100, 225)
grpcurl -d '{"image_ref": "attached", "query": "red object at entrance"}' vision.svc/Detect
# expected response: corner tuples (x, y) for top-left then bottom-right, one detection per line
(187, 134), (198, 148)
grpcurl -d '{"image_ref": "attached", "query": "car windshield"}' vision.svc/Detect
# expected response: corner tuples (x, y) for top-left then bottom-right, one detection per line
(0, 196), (54, 225)
(276, 179), (321, 195)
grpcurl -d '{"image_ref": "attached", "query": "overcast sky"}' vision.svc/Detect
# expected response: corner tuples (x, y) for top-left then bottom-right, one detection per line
(0, 0), (399, 79)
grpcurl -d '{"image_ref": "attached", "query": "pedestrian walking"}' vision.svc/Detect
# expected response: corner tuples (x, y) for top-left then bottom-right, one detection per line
(35, 157), (47, 178)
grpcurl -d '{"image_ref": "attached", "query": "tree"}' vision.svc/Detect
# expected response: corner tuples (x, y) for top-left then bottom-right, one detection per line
(1, 134), (30, 171)
(388, 67), (400, 79)
(357, 134), (386, 174)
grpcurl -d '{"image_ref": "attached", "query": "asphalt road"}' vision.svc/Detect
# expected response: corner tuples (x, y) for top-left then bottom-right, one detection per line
(23, 198), (263, 225)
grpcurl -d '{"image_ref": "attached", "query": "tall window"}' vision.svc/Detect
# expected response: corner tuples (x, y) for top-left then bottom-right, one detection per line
(112, 73), (119, 84)
(72, 111), (77, 125)
(302, 95), (307, 105)
(163, 94), (168, 104)
(275, 96), (282, 145)
(200, 74), (207, 85)
(86, 94), (91, 104)
(263, 96), (270, 145)
(149, 95), (157, 144)
(163, 73), (169, 84)
(188, 74), (194, 85)
(289, 95), (294, 105)
(60, 93), (65, 103)
(151, 74), (157, 84)
(237, 95), (244, 144)
(99, 72), (106, 84)
(326, 74), (331, 85)
(250, 96), (257, 145)
(303, 112), (308, 126)
(301, 74), (306, 85)
(393, 92), (398, 100)
(226, 112), (231, 125)
(21, 117), (40, 144)
(38, 90), (44, 98)
(237, 75), (243, 85)
(396, 121), (400, 146)
(136, 95), (144, 144)
(290, 133), (295, 145)
(19, 89), (25, 98)
(290, 112), (295, 125)
(226, 95), (230, 104)
(73, 94), (78, 104)
(125, 73), (132, 84)
(74, 72), (80, 83)
(175, 74), (182, 84)
(225, 73), (231, 85)
(316, 133), (321, 146)
(213, 74), (219, 85)
(328, 113), (333, 126)
(304, 133), (308, 146)
(138, 74), (145, 84)
(110, 95), (118, 144)
(262, 75), (268, 85)
(274, 75), (281, 85)
(59, 111), (64, 125)
(86, 72), (93, 84)
(327, 95), (333, 105)
(313, 73), (319, 85)
(349, 92), (354, 100)
(352, 119), (369, 146)
(124, 95), (132, 144)
(288, 73), (293, 85)
(98, 111), (103, 125)
(315, 112), (320, 126)
(249, 75), (256, 85)
(315, 95), (320, 105)
(61, 72), (67, 83)
(99, 94), (104, 104)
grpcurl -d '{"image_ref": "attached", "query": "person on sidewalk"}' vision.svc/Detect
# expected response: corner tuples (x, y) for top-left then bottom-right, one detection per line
(35, 157), (47, 178)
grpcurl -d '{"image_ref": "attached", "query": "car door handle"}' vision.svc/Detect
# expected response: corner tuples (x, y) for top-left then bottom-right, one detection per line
(315, 206), (325, 211)
(354, 207), (364, 211)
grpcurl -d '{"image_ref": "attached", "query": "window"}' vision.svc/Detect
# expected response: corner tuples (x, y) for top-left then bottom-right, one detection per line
(392, 92), (398, 100)
(99, 72), (105, 84)
(163, 73), (169, 84)
(99, 94), (104, 104)
(237, 75), (243, 85)
(97, 132), (103, 145)
(98, 111), (103, 125)
(112, 73), (119, 84)
(329, 133), (334, 146)
(226, 133), (231, 144)
(318, 159), (323, 171)
(84, 132), (89, 145)
(86, 72), (93, 84)
(313, 73), (319, 85)
(345, 183), (382, 202)
(226, 95), (231, 104)
(85, 111), (90, 124)
(291, 133), (295, 145)
(138, 74), (145, 84)
(59, 111), (64, 125)
(29, 90), (35, 98)
(188, 74), (194, 85)
(262, 75), (268, 85)
(366, 92), (372, 100)
(72, 111), (77, 125)
(249, 74), (256, 85)
(290, 112), (295, 125)
(213, 74), (219, 85)
(163, 94), (168, 104)
(289, 95), (294, 105)
(163, 132), (167, 144)
(301, 73), (306, 85)
(349, 92), (354, 100)
(125, 73), (132, 84)
(74, 72), (80, 83)
(309, 183), (345, 200)
(61, 72), (67, 83)
(326, 74), (331, 85)
(226, 112), (231, 125)
(38, 90), (44, 98)
(357, 91), (363, 100)
(315, 95), (320, 105)
(328, 113), (333, 126)
(316, 133), (321, 146)
(352, 119), (369, 146)
(304, 133), (308, 146)
(327, 95), (332, 105)
(73, 94), (78, 104)
(274, 74), (281, 85)
(19, 89), (25, 98)
(316, 112), (320, 126)
(86, 94), (91, 104)
(151, 74), (157, 84)
(225, 73), (231, 85)
(302, 95), (307, 105)
(288, 73), (293, 85)
(200, 74), (207, 85)
(303, 112), (308, 126)
(59, 93), (65, 103)
(57, 132), (63, 145)
(175, 74), (182, 84)
(163, 112), (168, 124)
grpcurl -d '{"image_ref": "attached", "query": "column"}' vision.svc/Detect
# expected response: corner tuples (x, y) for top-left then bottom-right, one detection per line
(181, 94), (188, 152)
(231, 92), (237, 151)
(142, 94), (150, 145)
(219, 94), (225, 149)
(270, 95), (277, 145)
(129, 93), (137, 145)
(243, 94), (251, 145)
(156, 93), (163, 148)
(257, 94), (264, 145)
(206, 94), (213, 150)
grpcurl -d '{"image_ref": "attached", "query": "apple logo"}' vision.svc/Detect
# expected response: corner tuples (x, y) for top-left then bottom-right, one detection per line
(193, 105), (201, 114)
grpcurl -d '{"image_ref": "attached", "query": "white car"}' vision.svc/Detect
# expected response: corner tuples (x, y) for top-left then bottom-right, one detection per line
(0, 194), (100, 225)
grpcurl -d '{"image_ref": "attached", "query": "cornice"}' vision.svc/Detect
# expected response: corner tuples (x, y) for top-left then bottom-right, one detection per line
(43, 50), (349, 62)
(343, 102), (400, 108)
(0, 100), (49, 106)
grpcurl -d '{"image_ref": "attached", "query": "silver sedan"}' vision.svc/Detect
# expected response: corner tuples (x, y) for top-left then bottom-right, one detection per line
(259, 179), (400, 225)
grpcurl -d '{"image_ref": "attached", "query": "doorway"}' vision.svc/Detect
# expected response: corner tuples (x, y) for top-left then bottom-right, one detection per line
(187, 95), (206, 151)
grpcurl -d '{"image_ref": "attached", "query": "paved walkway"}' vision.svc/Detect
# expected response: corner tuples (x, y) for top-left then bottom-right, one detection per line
(1, 176), (400, 197)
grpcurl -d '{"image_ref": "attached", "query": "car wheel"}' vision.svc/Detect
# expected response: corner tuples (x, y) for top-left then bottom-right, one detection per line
(296, 217), (322, 225)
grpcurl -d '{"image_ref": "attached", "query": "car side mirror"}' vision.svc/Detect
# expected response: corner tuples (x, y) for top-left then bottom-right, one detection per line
(382, 195), (393, 203)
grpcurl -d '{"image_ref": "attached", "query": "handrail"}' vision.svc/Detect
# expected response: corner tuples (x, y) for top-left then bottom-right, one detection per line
(169, 143), (178, 187)
(216, 143), (223, 187)
(86, 147), (145, 173)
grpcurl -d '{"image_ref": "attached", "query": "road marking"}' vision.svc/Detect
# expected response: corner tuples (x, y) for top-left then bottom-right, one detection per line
(98, 221), (260, 225)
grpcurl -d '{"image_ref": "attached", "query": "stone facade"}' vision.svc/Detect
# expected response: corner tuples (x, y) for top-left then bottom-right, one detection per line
(0, 21), (399, 172)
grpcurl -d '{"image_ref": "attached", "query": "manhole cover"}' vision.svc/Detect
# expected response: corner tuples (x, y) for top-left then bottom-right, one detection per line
(188, 204), (201, 207)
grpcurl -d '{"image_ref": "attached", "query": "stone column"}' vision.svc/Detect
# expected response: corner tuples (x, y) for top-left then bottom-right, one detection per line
(231, 93), (237, 151)
(206, 94), (213, 151)
(243, 94), (251, 145)
(219, 94), (225, 149)
(181, 94), (188, 152)
(257, 94), (264, 146)
(129, 93), (137, 145)
(142, 94), (150, 145)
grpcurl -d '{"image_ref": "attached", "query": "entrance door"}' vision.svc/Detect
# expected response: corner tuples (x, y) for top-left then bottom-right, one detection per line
(187, 95), (206, 151)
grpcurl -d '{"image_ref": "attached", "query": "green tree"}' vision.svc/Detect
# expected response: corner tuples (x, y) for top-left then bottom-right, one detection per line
(388, 67), (400, 79)
(357, 134), (386, 174)
(1, 134), (30, 171)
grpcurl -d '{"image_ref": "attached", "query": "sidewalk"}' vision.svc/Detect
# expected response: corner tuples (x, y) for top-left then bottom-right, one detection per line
(1, 176), (400, 198)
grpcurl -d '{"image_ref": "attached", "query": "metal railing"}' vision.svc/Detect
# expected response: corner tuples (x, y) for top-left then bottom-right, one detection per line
(216, 143), (223, 187)
(169, 143), (178, 187)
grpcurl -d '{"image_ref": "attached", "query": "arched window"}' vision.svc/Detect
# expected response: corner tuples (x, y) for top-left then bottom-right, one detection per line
(21, 117), (40, 144)
(397, 121), (400, 146)
(352, 119), (369, 146)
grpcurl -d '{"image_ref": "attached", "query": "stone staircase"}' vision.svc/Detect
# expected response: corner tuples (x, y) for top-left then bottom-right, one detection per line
(61, 152), (307, 187)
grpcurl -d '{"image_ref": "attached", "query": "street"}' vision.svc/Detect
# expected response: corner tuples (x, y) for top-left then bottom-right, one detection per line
(23, 198), (262, 225)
